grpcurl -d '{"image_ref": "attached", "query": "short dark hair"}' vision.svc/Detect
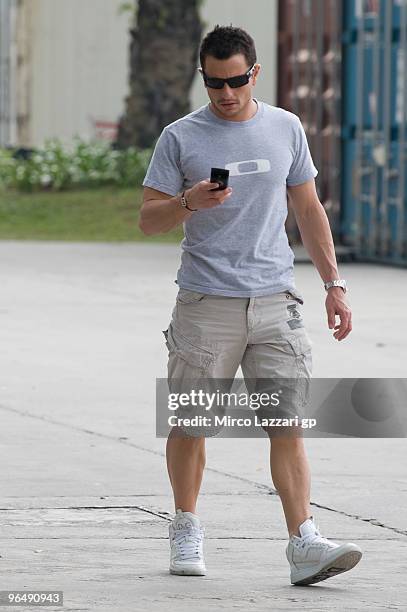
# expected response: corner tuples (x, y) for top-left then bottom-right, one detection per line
(199, 25), (257, 71)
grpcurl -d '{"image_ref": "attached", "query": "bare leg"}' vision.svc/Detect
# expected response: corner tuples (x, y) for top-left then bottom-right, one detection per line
(268, 435), (312, 536)
(166, 427), (206, 514)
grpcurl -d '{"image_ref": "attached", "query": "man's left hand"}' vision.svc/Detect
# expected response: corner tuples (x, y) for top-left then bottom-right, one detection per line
(326, 287), (352, 341)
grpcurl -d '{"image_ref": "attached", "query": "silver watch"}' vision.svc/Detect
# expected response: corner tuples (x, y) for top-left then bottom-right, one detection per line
(324, 279), (347, 293)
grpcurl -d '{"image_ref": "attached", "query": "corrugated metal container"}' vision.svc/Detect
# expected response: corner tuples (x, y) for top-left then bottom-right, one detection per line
(342, 137), (407, 262)
(343, 0), (404, 31)
(277, 0), (343, 245)
(341, 0), (407, 263)
(279, 0), (407, 264)
(342, 41), (402, 132)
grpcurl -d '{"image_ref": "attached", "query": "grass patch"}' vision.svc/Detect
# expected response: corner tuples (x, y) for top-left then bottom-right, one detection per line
(0, 187), (183, 242)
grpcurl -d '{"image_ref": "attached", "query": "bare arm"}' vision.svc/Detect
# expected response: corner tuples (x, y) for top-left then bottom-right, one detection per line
(287, 179), (339, 282)
(139, 187), (193, 236)
(287, 179), (352, 341)
(139, 181), (233, 236)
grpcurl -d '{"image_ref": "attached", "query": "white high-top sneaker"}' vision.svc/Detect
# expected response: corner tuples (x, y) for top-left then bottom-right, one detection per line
(286, 516), (362, 585)
(169, 508), (206, 576)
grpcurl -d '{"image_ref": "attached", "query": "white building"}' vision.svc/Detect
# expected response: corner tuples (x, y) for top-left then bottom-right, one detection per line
(0, 0), (278, 148)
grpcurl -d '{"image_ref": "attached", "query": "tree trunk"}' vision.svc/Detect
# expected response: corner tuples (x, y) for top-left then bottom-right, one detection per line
(116, 0), (203, 149)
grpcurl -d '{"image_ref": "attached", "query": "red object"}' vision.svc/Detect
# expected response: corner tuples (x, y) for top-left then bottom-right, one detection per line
(93, 120), (118, 142)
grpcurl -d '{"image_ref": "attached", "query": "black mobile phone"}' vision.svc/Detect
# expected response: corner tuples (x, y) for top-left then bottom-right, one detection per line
(210, 167), (229, 190)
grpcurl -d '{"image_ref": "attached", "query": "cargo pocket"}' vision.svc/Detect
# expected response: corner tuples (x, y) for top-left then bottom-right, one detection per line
(162, 324), (221, 437)
(286, 332), (313, 373)
(162, 323), (215, 378)
(286, 332), (313, 410)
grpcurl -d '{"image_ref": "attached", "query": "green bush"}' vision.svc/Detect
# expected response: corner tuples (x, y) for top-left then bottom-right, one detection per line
(0, 138), (153, 192)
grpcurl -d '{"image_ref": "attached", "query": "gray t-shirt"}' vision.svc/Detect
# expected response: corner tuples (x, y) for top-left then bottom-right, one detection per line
(142, 98), (318, 298)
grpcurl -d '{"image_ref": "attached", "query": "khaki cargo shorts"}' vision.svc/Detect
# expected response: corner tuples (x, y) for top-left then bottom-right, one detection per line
(162, 287), (313, 437)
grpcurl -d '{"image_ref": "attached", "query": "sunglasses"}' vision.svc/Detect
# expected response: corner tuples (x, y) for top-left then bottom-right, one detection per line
(198, 64), (256, 89)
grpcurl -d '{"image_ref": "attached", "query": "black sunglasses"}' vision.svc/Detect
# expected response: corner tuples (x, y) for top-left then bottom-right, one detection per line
(198, 64), (256, 89)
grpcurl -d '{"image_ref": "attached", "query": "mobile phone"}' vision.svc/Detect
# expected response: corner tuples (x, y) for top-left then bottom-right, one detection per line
(210, 167), (229, 190)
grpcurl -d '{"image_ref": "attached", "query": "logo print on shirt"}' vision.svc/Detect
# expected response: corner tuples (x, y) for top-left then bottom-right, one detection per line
(225, 159), (270, 176)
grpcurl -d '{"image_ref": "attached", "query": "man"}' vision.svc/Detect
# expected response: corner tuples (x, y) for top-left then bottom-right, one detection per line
(140, 25), (362, 586)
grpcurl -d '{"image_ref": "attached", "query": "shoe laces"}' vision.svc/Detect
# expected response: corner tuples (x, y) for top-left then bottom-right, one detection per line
(298, 523), (333, 549)
(172, 527), (204, 562)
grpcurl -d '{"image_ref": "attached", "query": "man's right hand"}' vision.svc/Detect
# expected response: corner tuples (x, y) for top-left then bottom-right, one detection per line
(185, 179), (233, 210)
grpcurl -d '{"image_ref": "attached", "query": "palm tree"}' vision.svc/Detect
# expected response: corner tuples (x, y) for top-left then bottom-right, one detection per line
(116, 0), (203, 149)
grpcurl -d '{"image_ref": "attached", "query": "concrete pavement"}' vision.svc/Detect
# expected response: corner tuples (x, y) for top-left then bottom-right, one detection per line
(0, 240), (406, 611)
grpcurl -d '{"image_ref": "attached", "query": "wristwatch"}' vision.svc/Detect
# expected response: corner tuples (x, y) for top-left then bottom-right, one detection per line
(324, 279), (347, 293)
(180, 190), (197, 212)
